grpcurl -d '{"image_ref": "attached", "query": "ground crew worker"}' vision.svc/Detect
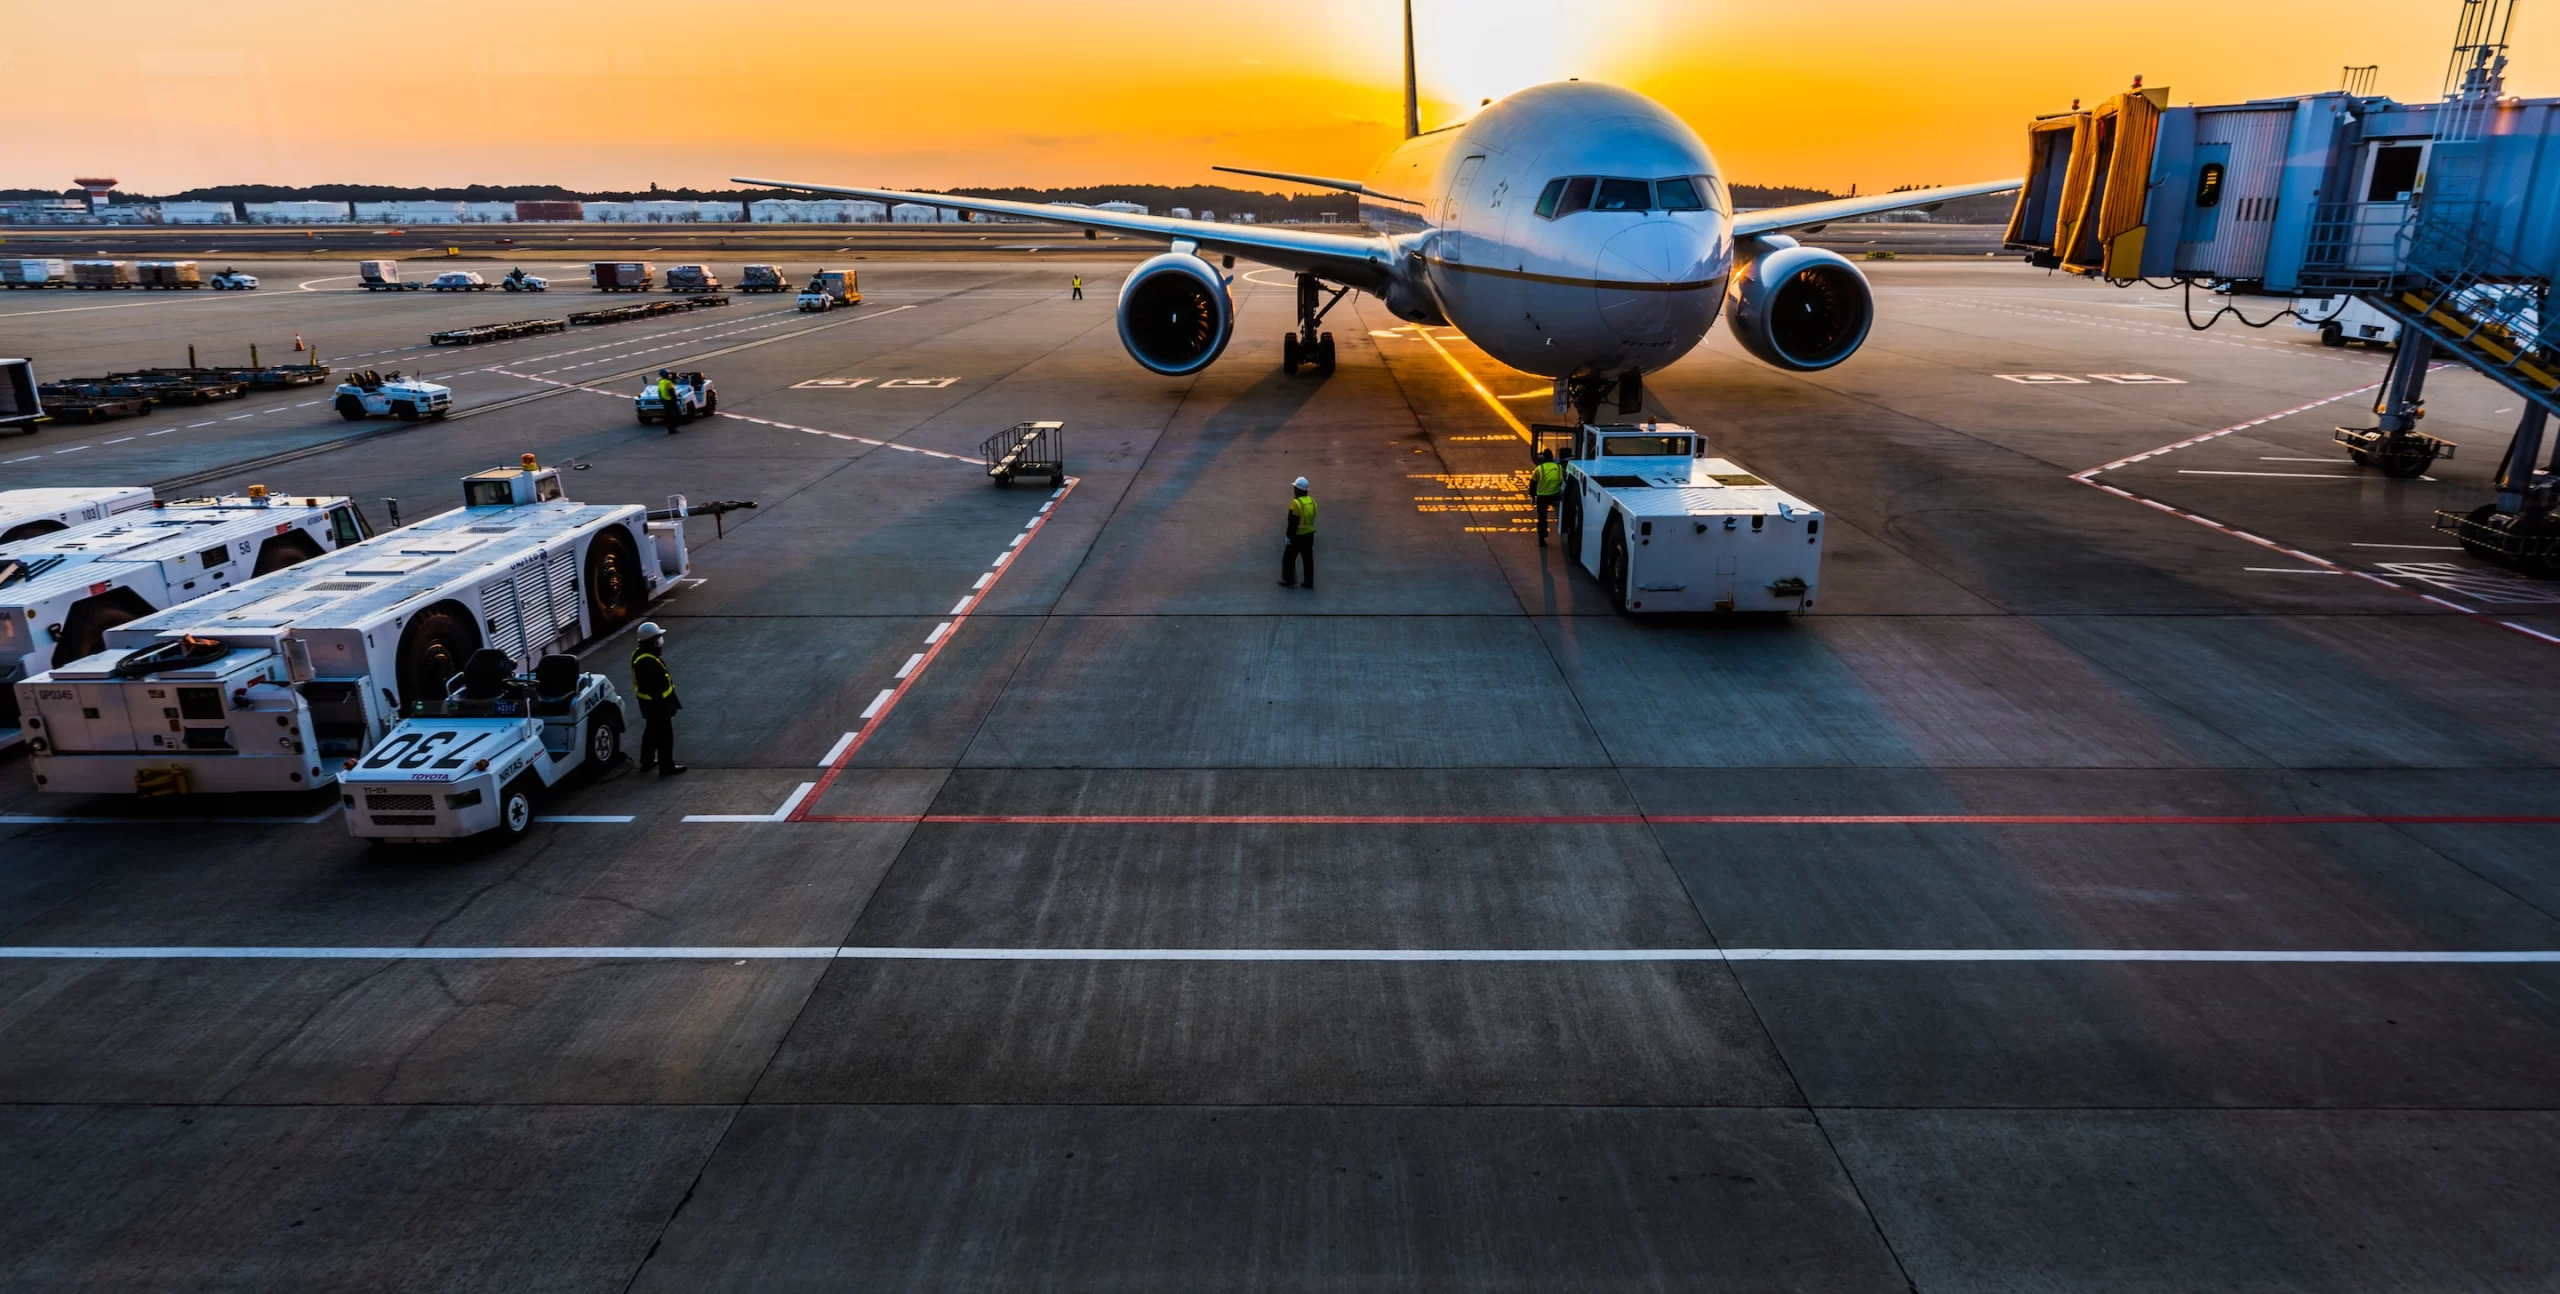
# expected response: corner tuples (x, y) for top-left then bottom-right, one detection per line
(1071, 274), (1083, 301)
(1530, 448), (1565, 546)
(1279, 476), (1316, 589)
(656, 369), (680, 431)
(631, 622), (685, 775)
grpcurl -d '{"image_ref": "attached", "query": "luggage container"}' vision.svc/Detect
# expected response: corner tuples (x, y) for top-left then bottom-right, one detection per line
(15, 458), (693, 797)
(0, 359), (40, 435)
(1554, 422), (1825, 615)
(358, 260), (421, 291)
(70, 260), (133, 290)
(0, 489), (366, 739)
(738, 264), (788, 292)
(134, 261), (202, 289)
(664, 264), (720, 292)
(1, 259), (70, 289)
(590, 261), (656, 292)
(0, 486), (155, 544)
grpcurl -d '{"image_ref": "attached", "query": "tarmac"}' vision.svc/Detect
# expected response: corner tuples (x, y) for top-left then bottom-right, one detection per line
(2, 252), (2558, 1291)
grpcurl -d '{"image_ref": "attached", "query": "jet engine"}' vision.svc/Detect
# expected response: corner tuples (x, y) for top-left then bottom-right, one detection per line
(1722, 235), (1875, 372)
(1116, 252), (1235, 375)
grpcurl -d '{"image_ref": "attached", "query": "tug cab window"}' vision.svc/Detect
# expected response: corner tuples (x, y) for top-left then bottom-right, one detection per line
(1602, 434), (1693, 457)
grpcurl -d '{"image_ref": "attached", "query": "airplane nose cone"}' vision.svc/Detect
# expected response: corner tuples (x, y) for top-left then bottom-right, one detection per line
(1595, 220), (1723, 343)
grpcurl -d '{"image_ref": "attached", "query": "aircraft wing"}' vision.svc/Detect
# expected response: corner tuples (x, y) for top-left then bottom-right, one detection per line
(731, 177), (1398, 289)
(1731, 179), (2021, 238)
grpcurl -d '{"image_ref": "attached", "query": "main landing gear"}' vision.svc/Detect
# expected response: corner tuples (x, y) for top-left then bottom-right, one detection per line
(1560, 370), (1646, 423)
(1282, 272), (1346, 376)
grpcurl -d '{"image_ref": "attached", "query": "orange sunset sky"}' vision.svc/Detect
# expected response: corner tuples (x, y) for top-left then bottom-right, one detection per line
(8, 0), (2553, 195)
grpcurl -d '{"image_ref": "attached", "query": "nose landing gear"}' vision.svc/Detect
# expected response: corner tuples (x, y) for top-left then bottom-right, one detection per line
(1560, 370), (1646, 423)
(1282, 272), (1347, 376)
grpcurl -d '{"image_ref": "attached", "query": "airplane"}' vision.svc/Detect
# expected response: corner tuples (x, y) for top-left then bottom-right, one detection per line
(736, 1), (2017, 422)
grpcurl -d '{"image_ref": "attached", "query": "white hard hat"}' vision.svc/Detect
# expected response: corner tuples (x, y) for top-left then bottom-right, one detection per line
(1293, 476), (1310, 490)
(636, 622), (663, 639)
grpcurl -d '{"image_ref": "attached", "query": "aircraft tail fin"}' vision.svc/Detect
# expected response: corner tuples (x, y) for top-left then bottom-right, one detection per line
(1402, 0), (1420, 138)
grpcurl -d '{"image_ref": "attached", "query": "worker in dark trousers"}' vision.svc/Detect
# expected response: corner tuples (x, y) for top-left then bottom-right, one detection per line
(1530, 448), (1564, 546)
(1071, 274), (1084, 300)
(630, 622), (686, 775)
(1279, 476), (1316, 589)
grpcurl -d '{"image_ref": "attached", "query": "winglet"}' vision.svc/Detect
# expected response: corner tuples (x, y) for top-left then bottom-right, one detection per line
(1402, 0), (1420, 138)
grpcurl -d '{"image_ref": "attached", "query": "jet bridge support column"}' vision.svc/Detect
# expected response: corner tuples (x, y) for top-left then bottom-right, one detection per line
(2334, 331), (2455, 478)
(2444, 404), (2560, 575)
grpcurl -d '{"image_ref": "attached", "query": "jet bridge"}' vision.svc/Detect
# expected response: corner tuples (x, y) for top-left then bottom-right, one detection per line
(2005, 2), (2560, 572)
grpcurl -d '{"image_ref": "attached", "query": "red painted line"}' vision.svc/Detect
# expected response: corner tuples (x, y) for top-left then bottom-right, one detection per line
(790, 479), (1081, 821)
(790, 812), (2560, 827)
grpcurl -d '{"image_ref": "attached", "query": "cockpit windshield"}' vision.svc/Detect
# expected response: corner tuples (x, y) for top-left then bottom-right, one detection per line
(1534, 175), (1729, 219)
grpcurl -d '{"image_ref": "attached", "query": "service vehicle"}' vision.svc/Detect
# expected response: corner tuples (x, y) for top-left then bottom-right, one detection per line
(333, 369), (452, 421)
(795, 286), (833, 312)
(339, 647), (624, 841)
(0, 486), (155, 543)
(738, 264), (788, 293)
(664, 264), (720, 292)
(208, 269), (260, 290)
(2296, 296), (2400, 348)
(428, 270), (490, 292)
(15, 457), (692, 797)
(499, 267), (548, 292)
(802, 268), (859, 307)
(358, 260), (419, 291)
(590, 261), (655, 292)
(1553, 421), (1825, 614)
(134, 261), (202, 289)
(1, 359), (42, 435)
(635, 371), (716, 428)
(0, 488), (365, 740)
(2, 259), (71, 289)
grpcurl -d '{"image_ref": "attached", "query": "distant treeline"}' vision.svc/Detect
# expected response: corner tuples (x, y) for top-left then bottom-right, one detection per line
(0, 180), (2015, 221)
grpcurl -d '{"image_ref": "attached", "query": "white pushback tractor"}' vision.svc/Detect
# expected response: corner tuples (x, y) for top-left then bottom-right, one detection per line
(14, 458), (690, 797)
(339, 646), (625, 841)
(0, 487), (155, 544)
(1, 489), (366, 744)
(1552, 422), (1825, 614)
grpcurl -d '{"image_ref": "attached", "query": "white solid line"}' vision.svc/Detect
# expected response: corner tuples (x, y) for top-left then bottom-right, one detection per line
(950, 596), (974, 615)
(535, 815), (636, 824)
(2504, 622), (2560, 644)
(925, 622), (951, 644)
(2177, 470), (2361, 478)
(818, 731), (858, 767)
(679, 814), (782, 823)
(2244, 567), (2344, 575)
(895, 653), (923, 679)
(860, 688), (895, 719)
(2351, 543), (2464, 550)
(0, 945), (2554, 963)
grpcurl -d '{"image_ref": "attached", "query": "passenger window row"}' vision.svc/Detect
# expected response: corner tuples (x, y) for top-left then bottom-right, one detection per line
(1533, 175), (1728, 219)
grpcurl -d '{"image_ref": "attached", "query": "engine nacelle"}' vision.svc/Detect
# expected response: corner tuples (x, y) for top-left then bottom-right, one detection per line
(1723, 236), (1875, 372)
(1116, 252), (1235, 376)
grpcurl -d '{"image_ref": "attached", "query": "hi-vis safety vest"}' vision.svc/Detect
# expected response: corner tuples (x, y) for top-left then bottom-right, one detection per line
(632, 650), (674, 701)
(1290, 495), (1317, 536)
(657, 379), (675, 403)
(1532, 461), (1564, 496)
